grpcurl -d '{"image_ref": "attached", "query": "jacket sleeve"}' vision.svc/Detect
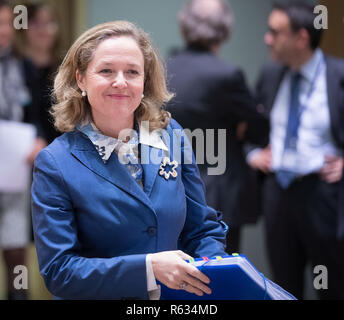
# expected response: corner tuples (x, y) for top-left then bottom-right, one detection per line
(31, 149), (148, 300)
(168, 119), (227, 258)
(242, 66), (271, 158)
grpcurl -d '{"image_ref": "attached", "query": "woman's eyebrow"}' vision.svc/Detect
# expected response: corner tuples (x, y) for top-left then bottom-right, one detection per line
(97, 61), (141, 68)
(127, 63), (141, 68)
(97, 61), (113, 66)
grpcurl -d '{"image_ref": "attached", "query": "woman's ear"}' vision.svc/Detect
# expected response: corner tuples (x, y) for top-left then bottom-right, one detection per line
(76, 69), (85, 92)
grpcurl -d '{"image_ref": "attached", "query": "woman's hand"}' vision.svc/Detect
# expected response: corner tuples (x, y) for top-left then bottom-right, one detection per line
(150, 250), (212, 297)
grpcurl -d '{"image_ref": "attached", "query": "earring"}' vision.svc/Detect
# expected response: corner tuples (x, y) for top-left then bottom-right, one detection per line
(82, 91), (87, 97)
(142, 93), (145, 99)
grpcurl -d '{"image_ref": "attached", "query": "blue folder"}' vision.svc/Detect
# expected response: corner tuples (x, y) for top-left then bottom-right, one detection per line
(160, 254), (296, 300)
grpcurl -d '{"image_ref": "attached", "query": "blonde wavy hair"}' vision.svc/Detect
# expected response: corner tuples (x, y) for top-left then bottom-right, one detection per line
(51, 20), (173, 132)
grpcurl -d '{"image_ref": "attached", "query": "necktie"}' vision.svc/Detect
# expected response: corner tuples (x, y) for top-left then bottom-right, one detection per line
(276, 72), (302, 189)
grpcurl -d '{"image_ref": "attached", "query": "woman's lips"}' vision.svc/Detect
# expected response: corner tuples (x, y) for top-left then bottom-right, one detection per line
(108, 94), (129, 99)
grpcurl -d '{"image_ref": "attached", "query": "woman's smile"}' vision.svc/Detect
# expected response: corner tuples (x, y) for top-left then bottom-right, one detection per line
(107, 93), (130, 99)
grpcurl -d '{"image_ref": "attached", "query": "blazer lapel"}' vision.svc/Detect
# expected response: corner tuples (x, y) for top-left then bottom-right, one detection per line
(267, 65), (288, 113)
(70, 132), (154, 210)
(141, 144), (164, 197)
(140, 125), (170, 197)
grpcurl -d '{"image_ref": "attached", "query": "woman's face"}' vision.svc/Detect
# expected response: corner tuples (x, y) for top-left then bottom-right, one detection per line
(0, 6), (13, 49)
(26, 8), (58, 51)
(77, 36), (145, 127)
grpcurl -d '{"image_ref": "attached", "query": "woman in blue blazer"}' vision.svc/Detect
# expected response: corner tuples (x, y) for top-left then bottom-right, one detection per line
(31, 21), (227, 300)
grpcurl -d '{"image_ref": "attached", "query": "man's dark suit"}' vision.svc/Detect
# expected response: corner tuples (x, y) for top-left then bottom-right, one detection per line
(252, 55), (344, 299)
(166, 46), (267, 253)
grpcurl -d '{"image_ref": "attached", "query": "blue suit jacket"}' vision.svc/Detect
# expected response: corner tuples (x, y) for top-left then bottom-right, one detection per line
(31, 119), (227, 300)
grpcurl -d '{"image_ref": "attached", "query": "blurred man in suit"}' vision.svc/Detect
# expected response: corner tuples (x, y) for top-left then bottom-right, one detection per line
(247, 2), (344, 299)
(167, 0), (267, 254)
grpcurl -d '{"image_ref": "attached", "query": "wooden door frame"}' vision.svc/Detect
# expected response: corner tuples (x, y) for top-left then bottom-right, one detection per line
(319, 0), (344, 58)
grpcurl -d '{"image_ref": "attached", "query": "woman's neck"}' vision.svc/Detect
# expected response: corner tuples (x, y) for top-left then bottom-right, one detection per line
(93, 114), (134, 141)
(26, 45), (52, 67)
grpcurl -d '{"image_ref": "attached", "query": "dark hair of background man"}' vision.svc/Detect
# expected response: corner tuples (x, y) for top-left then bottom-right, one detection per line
(273, 1), (323, 50)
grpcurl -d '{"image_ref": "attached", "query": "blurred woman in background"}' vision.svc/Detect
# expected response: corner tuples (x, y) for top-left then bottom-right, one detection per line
(0, 0), (44, 300)
(19, 2), (61, 144)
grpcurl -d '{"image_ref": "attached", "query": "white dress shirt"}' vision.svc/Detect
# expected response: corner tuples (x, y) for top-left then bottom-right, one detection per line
(249, 49), (342, 174)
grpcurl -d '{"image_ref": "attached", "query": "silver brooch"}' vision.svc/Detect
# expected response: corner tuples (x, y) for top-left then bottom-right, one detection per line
(159, 157), (178, 180)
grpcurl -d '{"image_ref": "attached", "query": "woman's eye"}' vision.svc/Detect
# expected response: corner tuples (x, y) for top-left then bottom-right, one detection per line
(100, 69), (112, 74)
(127, 69), (139, 75)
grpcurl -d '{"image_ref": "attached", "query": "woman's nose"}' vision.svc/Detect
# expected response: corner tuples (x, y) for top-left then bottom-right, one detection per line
(112, 72), (127, 88)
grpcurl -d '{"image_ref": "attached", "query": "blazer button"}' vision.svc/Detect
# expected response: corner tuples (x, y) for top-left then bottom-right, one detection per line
(147, 226), (157, 236)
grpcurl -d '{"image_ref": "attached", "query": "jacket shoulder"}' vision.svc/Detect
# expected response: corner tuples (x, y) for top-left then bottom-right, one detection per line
(167, 118), (182, 130)
(325, 55), (344, 75)
(259, 60), (286, 78)
(168, 50), (239, 77)
(36, 131), (78, 163)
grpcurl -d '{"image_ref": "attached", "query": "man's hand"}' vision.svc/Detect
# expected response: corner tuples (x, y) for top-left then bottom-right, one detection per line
(150, 250), (212, 297)
(26, 137), (47, 165)
(319, 155), (343, 184)
(248, 145), (272, 174)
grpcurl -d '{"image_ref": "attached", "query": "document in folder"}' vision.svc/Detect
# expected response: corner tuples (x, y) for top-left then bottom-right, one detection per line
(160, 254), (296, 300)
(0, 120), (36, 192)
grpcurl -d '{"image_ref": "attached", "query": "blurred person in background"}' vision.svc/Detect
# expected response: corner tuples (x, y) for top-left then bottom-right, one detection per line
(247, 1), (344, 299)
(166, 0), (268, 254)
(0, 0), (45, 300)
(19, 2), (61, 144)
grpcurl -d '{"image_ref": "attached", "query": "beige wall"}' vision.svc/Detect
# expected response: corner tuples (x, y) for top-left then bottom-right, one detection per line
(320, 0), (344, 58)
